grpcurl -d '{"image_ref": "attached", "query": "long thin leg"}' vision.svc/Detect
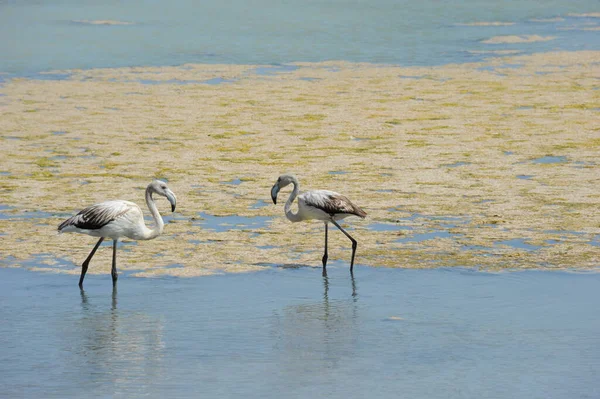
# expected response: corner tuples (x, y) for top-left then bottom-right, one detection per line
(330, 220), (358, 274)
(111, 239), (118, 286)
(79, 237), (104, 288)
(322, 222), (329, 277)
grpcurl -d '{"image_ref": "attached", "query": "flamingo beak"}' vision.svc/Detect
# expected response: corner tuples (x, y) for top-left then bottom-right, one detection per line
(166, 189), (177, 212)
(271, 183), (280, 205)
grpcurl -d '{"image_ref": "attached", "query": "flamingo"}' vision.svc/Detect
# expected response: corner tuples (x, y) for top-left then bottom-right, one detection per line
(270, 174), (366, 275)
(58, 180), (177, 288)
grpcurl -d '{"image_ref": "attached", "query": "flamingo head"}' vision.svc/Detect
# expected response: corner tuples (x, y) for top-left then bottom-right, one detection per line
(149, 180), (177, 212)
(271, 174), (296, 204)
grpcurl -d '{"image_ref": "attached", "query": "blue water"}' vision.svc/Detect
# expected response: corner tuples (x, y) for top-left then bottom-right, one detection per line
(495, 238), (541, 252)
(194, 212), (272, 232)
(532, 155), (569, 164)
(2, 2), (600, 397)
(0, 0), (599, 75)
(1, 266), (599, 399)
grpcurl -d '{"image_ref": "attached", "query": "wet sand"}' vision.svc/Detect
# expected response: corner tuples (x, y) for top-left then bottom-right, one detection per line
(0, 51), (599, 276)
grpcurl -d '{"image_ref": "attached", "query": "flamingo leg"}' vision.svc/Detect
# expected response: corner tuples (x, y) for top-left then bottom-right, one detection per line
(322, 222), (329, 276)
(351, 273), (358, 299)
(111, 285), (118, 310)
(330, 220), (358, 274)
(79, 237), (104, 288)
(111, 239), (118, 286)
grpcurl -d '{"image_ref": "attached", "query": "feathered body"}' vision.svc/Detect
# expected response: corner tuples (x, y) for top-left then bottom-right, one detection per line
(271, 174), (366, 275)
(297, 190), (367, 222)
(59, 200), (154, 240)
(58, 180), (176, 287)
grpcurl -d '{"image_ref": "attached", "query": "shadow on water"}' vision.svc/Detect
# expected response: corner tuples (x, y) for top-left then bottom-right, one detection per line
(73, 286), (165, 395)
(69, 285), (166, 397)
(267, 272), (360, 388)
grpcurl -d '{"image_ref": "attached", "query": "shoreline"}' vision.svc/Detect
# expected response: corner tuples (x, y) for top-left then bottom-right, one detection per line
(1, 50), (599, 276)
(0, 42), (592, 81)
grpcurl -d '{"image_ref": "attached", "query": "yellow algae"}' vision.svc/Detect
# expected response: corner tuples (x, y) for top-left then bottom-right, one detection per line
(559, 26), (600, 32)
(0, 51), (599, 276)
(482, 35), (556, 44)
(567, 13), (600, 18)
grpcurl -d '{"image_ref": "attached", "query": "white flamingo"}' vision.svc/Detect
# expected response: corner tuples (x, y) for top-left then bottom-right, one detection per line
(271, 174), (367, 275)
(58, 180), (177, 288)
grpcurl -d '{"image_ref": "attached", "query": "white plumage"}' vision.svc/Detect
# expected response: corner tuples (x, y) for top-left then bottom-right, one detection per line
(58, 180), (177, 288)
(271, 174), (366, 275)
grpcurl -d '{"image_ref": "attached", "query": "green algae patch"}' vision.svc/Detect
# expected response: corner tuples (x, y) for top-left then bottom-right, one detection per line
(0, 51), (599, 275)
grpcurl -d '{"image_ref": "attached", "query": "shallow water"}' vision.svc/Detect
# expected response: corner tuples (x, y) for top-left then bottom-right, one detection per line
(0, 0), (599, 74)
(532, 155), (569, 164)
(495, 238), (541, 252)
(0, 266), (598, 398)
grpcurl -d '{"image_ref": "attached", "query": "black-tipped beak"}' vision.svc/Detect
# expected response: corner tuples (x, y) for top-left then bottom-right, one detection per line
(166, 190), (177, 213)
(271, 183), (279, 205)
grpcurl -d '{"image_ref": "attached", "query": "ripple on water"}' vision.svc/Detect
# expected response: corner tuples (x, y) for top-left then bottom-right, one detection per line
(1, 266), (600, 398)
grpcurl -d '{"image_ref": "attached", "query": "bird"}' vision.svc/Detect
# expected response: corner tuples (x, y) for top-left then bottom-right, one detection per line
(58, 180), (177, 288)
(271, 174), (366, 275)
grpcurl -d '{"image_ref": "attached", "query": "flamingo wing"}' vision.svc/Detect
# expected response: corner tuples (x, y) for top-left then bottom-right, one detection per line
(302, 190), (367, 218)
(58, 200), (135, 232)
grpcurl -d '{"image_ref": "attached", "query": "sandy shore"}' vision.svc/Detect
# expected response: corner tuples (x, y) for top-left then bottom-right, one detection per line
(0, 51), (599, 276)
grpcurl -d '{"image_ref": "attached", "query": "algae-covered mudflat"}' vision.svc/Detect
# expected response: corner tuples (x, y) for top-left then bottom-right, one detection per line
(0, 51), (599, 276)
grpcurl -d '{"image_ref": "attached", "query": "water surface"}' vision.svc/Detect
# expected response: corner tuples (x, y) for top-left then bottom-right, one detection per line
(1, 266), (598, 398)
(1, 0), (599, 74)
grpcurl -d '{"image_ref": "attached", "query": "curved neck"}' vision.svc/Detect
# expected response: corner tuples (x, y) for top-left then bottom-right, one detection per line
(143, 186), (164, 239)
(284, 178), (303, 223)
